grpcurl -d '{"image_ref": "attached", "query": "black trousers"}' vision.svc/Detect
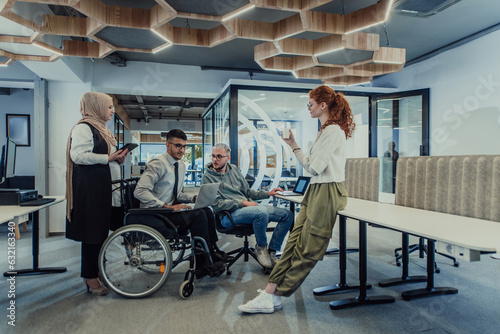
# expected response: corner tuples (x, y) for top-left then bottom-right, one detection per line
(81, 242), (103, 279)
(127, 208), (219, 265)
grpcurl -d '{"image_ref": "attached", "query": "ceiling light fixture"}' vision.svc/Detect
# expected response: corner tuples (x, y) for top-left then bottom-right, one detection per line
(33, 42), (63, 56)
(385, 0), (395, 21)
(151, 29), (172, 43)
(345, 21), (385, 34)
(373, 60), (404, 64)
(315, 47), (345, 57)
(152, 43), (172, 54)
(222, 4), (255, 21)
(347, 81), (371, 86)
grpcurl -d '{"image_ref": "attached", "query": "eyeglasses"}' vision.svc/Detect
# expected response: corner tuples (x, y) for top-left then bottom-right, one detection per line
(168, 142), (188, 149)
(211, 154), (228, 160)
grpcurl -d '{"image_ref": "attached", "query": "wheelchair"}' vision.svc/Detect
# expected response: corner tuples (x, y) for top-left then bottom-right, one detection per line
(98, 178), (217, 299)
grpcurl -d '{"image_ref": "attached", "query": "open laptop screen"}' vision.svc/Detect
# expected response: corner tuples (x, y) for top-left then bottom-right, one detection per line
(293, 176), (311, 195)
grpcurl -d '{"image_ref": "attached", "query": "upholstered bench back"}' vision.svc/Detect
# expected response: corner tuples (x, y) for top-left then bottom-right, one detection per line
(345, 158), (380, 201)
(395, 155), (500, 222)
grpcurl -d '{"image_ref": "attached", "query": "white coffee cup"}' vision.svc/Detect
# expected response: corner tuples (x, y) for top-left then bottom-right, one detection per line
(282, 129), (290, 139)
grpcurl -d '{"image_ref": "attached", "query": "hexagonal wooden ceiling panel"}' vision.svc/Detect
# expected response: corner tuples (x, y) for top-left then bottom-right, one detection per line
(0, 0), (405, 85)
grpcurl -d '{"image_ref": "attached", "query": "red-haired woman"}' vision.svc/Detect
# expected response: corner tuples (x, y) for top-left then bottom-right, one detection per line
(238, 85), (355, 314)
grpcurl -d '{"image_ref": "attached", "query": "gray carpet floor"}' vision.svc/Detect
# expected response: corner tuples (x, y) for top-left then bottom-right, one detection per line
(1, 210), (499, 334)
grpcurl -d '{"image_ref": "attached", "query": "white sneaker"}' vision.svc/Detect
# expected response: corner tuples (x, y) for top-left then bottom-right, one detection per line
(272, 294), (282, 310)
(238, 289), (274, 314)
(255, 244), (273, 268)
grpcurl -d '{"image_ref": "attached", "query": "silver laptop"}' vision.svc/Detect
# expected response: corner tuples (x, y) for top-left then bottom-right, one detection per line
(182, 183), (220, 210)
(279, 176), (311, 196)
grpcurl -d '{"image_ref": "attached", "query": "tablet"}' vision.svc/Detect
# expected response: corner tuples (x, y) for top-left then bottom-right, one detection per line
(119, 143), (138, 152)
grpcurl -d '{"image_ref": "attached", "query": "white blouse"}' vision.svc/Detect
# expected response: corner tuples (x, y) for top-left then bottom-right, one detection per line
(294, 124), (347, 184)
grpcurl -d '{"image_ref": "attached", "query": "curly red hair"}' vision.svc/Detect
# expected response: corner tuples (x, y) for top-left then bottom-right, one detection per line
(309, 85), (355, 138)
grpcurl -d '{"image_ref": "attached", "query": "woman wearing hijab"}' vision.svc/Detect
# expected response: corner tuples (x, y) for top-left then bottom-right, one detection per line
(66, 92), (129, 296)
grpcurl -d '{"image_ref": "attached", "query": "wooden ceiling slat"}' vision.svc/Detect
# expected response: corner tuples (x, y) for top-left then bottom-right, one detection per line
(42, 15), (88, 36)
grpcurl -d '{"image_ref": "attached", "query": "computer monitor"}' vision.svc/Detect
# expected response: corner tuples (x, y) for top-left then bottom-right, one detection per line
(0, 138), (16, 182)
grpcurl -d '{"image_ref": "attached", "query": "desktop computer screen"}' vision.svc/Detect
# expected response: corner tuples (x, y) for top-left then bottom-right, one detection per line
(0, 138), (16, 182)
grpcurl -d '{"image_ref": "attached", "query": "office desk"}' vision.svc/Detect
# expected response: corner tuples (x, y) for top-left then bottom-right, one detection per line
(1, 214), (15, 224)
(326, 198), (500, 309)
(274, 194), (303, 215)
(2, 196), (67, 277)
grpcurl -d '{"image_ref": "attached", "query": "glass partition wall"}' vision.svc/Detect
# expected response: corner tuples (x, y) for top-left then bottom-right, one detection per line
(372, 89), (430, 199)
(203, 84), (370, 192)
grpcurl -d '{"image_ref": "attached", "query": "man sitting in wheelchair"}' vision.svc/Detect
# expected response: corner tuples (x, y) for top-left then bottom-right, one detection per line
(133, 129), (226, 279)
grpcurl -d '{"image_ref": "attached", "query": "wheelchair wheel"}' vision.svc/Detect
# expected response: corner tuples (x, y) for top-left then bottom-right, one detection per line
(179, 280), (194, 299)
(99, 224), (173, 298)
(168, 241), (187, 266)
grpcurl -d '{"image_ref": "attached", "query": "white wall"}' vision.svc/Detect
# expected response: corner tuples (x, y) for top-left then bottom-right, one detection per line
(373, 29), (500, 156)
(0, 61), (37, 87)
(0, 88), (35, 175)
(46, 81), (92, 233)
(91, 60), (313, 98)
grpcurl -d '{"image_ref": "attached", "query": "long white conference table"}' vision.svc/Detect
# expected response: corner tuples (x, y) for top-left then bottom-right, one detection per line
(1, 196), (67, 277)
(275, 195), (500, 309)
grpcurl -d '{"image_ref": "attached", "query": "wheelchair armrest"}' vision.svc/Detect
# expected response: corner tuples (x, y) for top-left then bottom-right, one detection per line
(127, 207), (174, 215)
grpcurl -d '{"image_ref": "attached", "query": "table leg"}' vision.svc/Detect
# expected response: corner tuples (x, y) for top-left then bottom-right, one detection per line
(378, 232), (427, 287)
(4, 211), (67, 277)
(276, 200), (295, 259)
(401, 239), (458, 300)
(313, 215), (370, 295)
(329, 220), (394, 309)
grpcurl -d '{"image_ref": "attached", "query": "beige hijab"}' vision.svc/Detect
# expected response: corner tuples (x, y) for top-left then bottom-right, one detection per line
(65, 92), (117, 221)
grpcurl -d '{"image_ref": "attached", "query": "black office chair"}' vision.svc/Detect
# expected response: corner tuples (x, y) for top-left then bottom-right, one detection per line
(245, 174), (255, 187)
(394, 237), (459, 273)
(214, 210), (273, 275)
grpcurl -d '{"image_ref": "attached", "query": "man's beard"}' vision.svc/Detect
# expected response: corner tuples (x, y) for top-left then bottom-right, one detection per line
(214, 162), (227, 172)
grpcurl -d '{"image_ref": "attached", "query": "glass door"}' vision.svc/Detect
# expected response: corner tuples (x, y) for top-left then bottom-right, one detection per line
(371, 89), (429, 197)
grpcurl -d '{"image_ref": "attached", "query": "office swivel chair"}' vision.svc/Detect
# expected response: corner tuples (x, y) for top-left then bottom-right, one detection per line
(394, 237), (459, 273)
(214, 211), (274, 275)
(245, 174), (255, 188)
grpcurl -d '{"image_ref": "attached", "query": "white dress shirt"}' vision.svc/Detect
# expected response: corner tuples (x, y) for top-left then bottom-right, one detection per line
(294, 124), (347, 184)
(134, 152), (192, 208)
(70, 123), (121, 206)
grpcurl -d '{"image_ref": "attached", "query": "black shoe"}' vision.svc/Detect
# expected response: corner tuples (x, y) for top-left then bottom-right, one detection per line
(213, 250), (229, 263)
(195, 260), (225, 279)
(208, 260), (225, 277)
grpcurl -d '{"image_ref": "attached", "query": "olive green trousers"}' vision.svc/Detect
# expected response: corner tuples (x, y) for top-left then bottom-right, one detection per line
(268, 182), (347, 297)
